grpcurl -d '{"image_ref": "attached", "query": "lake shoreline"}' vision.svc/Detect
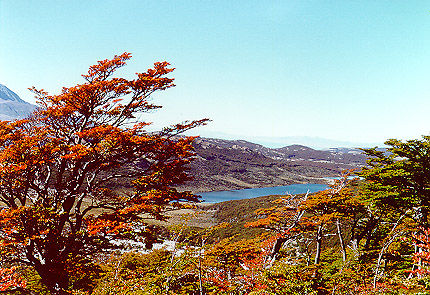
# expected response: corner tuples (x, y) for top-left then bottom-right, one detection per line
(179, 176), (332, 194)
(198, 182), (329, 203)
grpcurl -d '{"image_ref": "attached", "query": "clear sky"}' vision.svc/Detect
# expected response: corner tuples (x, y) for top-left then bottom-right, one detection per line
(1, 1), (430, 144)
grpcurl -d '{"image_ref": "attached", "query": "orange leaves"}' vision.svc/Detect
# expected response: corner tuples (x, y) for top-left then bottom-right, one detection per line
(0, 206), (54, 249)
(32, 53), (180, 135)
(118, 203), (154, 216)
(134, 61), (175, 92)
(62, 144), (90, 160)
(0, 267), (26, 291)
(0, 53), (208, 291)
(245, 194), (307, 233)
(205, 236), (262, 269)
(300, 179), (363, 223)
(202, 235), (272, 293)
(245, 206), (286, 228)
(411, 228), (430, 274)
(86, 217), (127, 236)
(82, 52), (132, 82)
(121, 189), (199, 219)
(248, 175), (362, 232)
(76, 125), (124, 150)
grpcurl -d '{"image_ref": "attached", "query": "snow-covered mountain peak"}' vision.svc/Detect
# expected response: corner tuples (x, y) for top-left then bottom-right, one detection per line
(0, 84), (36, 120)
(0, 84), (26, 103)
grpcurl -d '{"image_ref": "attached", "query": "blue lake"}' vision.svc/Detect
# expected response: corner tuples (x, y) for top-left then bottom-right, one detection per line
(199, 183), (329, 203)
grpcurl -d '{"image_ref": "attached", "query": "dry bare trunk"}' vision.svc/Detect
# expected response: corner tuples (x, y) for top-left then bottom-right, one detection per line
(336, 219), (347, 262)
(314, 225), (323, 265)
(374, 213), (407, 287)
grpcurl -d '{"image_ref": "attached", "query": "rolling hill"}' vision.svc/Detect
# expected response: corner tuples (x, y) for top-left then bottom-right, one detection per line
(179, 137), (368, 192)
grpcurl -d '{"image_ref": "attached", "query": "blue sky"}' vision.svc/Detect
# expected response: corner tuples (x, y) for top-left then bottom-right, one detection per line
(1, 1), (430, 144)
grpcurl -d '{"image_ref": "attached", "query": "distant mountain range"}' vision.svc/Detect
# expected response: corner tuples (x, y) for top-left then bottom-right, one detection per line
(180, 137), (369, 193)
(0, 84), (36, 120)
(188, 131), (384, 150)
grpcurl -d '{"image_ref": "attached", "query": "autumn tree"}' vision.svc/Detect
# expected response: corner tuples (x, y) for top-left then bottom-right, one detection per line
(300, 173), (366, 264)
(0, 53), (207, 294)
(245, 191), (311, 263)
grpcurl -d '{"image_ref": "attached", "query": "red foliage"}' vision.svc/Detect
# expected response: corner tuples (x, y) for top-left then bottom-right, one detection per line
(412, 227), (430, 276)
(0, 53), (207, 292)
(0, 267), (26, 291)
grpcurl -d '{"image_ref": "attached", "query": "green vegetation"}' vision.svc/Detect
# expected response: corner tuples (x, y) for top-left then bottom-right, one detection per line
(204, 195), (282, 241)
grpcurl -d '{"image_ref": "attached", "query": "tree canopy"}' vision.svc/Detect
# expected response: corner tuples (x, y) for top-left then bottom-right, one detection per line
(360, 137), (430, 228)
(0, 53), (207, 294)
